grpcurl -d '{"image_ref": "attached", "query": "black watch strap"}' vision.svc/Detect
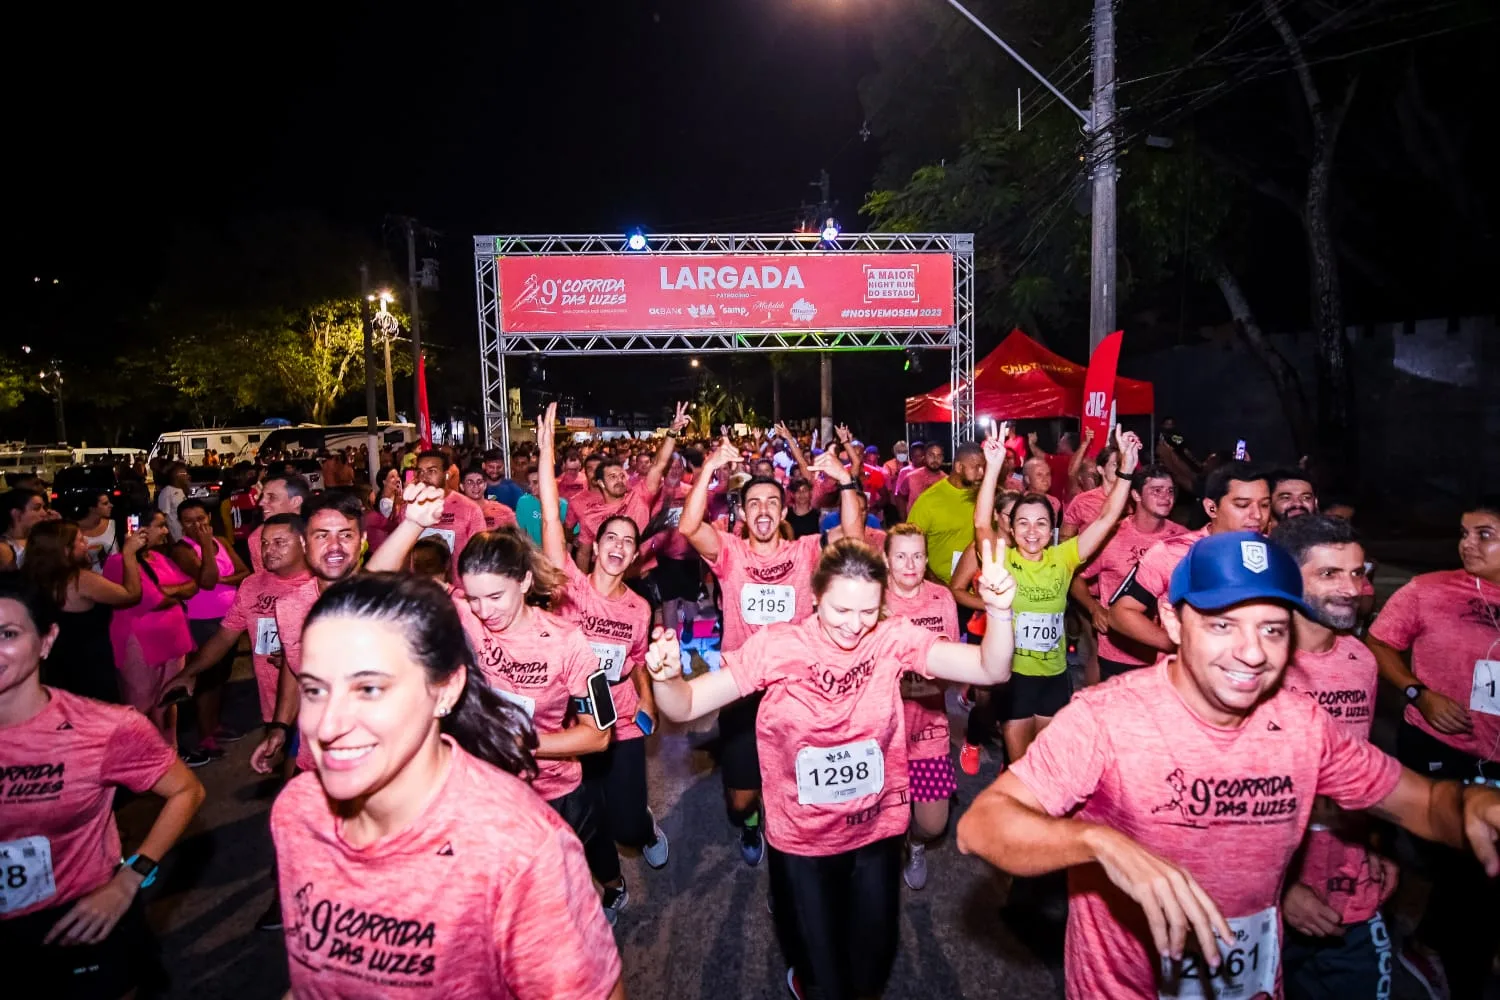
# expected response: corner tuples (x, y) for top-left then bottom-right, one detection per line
(265, 721), (292, 735)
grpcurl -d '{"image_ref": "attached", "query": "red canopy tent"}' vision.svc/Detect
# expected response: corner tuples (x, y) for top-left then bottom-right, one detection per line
(905, 329), (1155, 422)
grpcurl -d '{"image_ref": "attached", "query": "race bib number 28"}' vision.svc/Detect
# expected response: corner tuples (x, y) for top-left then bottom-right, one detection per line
(0, 836), (56, 915)
(1158, 906), (1278, 1000)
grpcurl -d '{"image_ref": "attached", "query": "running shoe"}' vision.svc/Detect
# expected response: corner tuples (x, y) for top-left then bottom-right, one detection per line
(197, 737), (226, 761)
(601, 882), (629, 926)
(959, 742), (982, 776)
(213, 725), (245, 743)
(1397, 940), (1450, 1000)
(785, 967), (805, 1000)
(256, 896), (284, 931)
(740, 821), (765, 868)
(903, 842), (929, 891)
(958, 686), (976, 710)
(641, 811), (669, 869)
(181, 747), (212, 768)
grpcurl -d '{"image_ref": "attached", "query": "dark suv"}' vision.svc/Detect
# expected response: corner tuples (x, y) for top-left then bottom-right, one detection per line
(50, 465), (125, 516)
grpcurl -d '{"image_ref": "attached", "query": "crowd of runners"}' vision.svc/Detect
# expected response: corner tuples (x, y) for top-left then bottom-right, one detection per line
(1, 405), (1498, 1000)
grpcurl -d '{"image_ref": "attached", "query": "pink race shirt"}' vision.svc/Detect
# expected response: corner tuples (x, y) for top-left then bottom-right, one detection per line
(103, 550), (194, 668)
(272, 742), (620, 999)
(223, 569), (312, 722)
(0, 689), (176, 917)
(454, 601), (598, 801)
(1131, 526), (1209, 603)
(1008, 661), (1402, 999)
(896, 468), (944, 512)
(656, 481), (692, 561)
(709, 530), (823, 652)
(556, 470), (588, 503)
(574, 482), (661, 551)
(248, 524), (265, 574)
(275, 577), (324, 773)
(479, 498), (519, 533)
(183, 537), (239, 620)
(1062, 486), (1106, 535)
(406, 493), (488, 575)
(556, 561), (651, 741)
(1284, 635), (1395, 924)
(886, 582), (960, 762)
(1085, 518), (1188, 665)
(724, 617), (942, 857)
(1369, 569), (1500, 761)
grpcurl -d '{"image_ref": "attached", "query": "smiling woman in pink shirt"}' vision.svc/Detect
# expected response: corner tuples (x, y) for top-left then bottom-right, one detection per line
(273, 573), (623, 1000)
(642, 537), (1017, 999)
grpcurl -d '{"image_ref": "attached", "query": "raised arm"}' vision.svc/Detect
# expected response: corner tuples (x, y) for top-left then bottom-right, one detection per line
(812, 450), (862, 544)
(642, 401), (692, 497)
(974, 429), (1008, 547)
(642, 627), (744, 722)
(926, 538), (1015, 685)
(678, 438), (742, 564)
(536, 404), (570, 569)
(1075, 428), (1141, 562)
(365, 483), (447, 571)
(1067, 429), (1095, 496)
(774, 422), (813, 482)
(79, 532), (146, 608)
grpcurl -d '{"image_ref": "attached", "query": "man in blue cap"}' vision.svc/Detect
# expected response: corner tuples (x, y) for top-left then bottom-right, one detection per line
(956, 531), (1500, 1000)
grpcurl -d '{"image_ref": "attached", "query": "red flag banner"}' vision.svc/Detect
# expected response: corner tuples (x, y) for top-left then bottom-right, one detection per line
(496, 253), (955, 332)
(416, 354), (432, 449)
(1080, 330), (1124, 458)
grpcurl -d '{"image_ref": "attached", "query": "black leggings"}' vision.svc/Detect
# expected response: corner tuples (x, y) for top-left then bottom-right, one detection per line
(548, 780), (623, 886)
(582, 735), (654, 849)
(1396, 723), (1500, 1000)
(768, 836), (902, 1000)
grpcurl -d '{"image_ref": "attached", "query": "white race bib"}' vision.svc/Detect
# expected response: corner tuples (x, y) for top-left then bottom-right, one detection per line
(794, 739), (885, 805)
(419, 526), (457, 552)
(1015, 611), (1064, 653)
(0, 836), (56, 915)
(590, 641), (628, 683)
(1471, 659), (1500, 717)
(254, 616), (282, 656)
(740, 584), (796, 626)
(495, 688), (536, 719)
(1158, 906), (1278, 1000)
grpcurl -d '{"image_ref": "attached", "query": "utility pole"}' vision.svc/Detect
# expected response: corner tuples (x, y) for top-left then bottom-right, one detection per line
(360, 263), (381, 481)
(1088, 0), (1117, 354)
(405, 218), (424, 427)
(813, 169), (834, 442)
(381, 318), (396, 422)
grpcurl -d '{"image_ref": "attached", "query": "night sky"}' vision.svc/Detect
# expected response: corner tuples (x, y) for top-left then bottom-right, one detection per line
(12, 1), (1496, 446)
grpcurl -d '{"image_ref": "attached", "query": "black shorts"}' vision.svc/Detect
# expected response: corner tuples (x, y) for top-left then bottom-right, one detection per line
(1099, 656), (1146, 682)
(719, 691), (764, 791)
(624, 574), (661, 611)
(188, 616), (235, 692)
(997, 671), (1073, 721)
(0, 896), (160, 999)
(653, 556), (701, 603)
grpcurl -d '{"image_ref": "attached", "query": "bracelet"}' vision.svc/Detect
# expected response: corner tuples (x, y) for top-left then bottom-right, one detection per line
(986, 609), (1013, 620)
(838, 480), (861, 492)
(265, 721), (292, 736)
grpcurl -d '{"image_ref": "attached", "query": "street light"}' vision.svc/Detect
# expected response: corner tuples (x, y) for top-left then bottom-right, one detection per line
(368, 291), (400, 423)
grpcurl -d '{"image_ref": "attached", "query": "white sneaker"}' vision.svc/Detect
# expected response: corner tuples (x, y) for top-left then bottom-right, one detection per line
(642, 810), (669, 869)
(903, 841), (929, 890)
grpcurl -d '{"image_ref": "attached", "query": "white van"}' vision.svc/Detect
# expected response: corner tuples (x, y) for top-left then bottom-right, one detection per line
(148, 426), (277, 465)
(0, 445), (75, 484)
(255, 422), (418, 457)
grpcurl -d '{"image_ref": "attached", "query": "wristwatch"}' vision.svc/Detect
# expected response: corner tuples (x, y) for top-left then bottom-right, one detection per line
(122, 853), (159, 888)
(838, 480), (861, 492)
(1403, 684), (1426, 703)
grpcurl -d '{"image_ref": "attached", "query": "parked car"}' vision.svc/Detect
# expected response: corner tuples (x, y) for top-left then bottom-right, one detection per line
(50, 465), (126, 516)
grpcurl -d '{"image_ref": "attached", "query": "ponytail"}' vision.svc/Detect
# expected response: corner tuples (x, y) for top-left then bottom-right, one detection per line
(443, 676), (539, 780)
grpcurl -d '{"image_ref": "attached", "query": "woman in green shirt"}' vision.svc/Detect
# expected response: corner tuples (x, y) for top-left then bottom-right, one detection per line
(970, 426), (1140, 763)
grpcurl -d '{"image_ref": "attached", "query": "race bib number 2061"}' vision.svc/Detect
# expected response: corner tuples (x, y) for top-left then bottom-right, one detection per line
(1158, 906), (1278, 1000)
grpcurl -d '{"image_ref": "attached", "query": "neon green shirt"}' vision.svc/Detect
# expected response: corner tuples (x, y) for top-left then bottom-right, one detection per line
(1005, 536), (1082, 677)
(907, 477), (976, 584)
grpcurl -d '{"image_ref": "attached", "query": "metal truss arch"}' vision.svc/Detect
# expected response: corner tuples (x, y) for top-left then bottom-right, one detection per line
(475, 232), (975, 454)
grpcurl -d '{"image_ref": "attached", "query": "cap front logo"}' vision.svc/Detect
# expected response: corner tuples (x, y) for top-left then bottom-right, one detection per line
(1241, 540), (1269, 574)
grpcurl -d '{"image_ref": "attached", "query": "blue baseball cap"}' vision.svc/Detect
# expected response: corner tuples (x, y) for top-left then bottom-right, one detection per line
(1168, 531), (1312, 616)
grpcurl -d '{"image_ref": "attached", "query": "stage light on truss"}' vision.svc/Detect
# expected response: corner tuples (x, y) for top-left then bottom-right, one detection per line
(820, 218), (840, 242)
(625, 228), (648, 251)
(904, 348), (922, 373)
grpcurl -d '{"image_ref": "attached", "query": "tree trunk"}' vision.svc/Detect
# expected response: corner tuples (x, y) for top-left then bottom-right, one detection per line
(819, 353), (833, 443)
(772, 366), (782, 423)
(1204, 254), (1316, 460)
(1263, 0), (1359, 483)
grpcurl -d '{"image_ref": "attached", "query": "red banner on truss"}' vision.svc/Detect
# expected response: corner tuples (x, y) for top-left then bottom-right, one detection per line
(496, 253), (955, 332)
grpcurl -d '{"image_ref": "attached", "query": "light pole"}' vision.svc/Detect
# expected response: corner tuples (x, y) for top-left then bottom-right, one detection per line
(359, 265), (381, 480)
(880, 0), (1115, 353)
(23, 345), (67, 444)
(369, 290), (398, 422)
